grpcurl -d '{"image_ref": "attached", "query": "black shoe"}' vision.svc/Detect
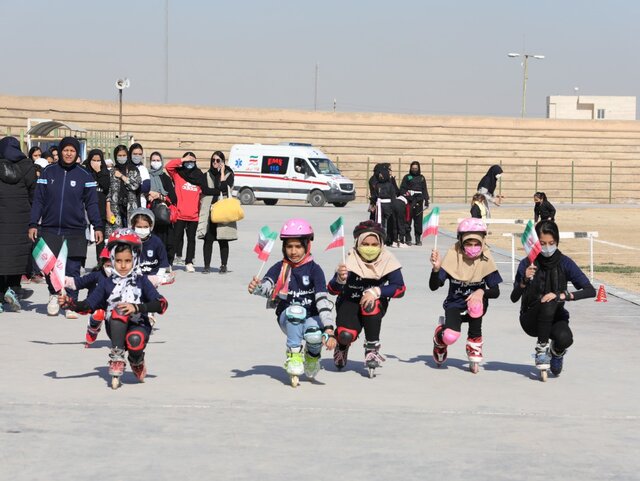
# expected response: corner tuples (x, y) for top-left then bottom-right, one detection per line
(202, 267), (211, 274)
(415, 240), (422, 246)
(405, 240), (412, 246)
(219, 265), (228, 274)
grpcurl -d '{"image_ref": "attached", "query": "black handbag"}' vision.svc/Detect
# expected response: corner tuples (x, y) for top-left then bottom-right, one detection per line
(151, 199), (171, 226)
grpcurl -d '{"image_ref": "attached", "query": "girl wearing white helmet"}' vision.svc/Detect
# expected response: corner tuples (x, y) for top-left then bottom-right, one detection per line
(429, 218), (503, 373)
(248, 219), (336, 387)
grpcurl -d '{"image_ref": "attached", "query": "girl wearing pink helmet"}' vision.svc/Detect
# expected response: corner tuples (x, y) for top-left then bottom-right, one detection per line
(248, 219), (336, 387)
(429, 218), (503, 373)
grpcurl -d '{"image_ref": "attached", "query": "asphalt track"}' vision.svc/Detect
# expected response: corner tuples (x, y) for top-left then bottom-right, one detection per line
(1, 203), (638, 481)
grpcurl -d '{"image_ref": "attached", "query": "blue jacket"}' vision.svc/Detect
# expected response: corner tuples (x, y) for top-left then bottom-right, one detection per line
(29, 163), (103, 235)
(140, 234), (169, 275)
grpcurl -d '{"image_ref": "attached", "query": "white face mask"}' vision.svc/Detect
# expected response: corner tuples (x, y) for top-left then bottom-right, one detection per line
(131, 155), (144, 165)
(116, 156), (128, 165)
(150, 160), (162, 170)
(134, 227), (151, 239)
(496, 174), (502, 179)
(541, 245), (557, 257)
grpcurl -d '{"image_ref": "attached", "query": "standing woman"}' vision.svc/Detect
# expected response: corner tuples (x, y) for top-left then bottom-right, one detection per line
(0, 137), (36, 312)
(129, 143), (150, 207)
(106, 145), (141, 238)
(28, 137), (103, 318)
(147, 151), (177, 264)
(510, 220), (595, 380)
(83, 149), (110, 262)
(202, 151), (234, 274)
(476, 164), (504, 217)
(165, 152), (204, 273)
(28, 146), (42, 162)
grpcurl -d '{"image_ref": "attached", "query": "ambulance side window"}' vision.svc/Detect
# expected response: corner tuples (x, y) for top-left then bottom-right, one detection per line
(262, 156), (289, 175)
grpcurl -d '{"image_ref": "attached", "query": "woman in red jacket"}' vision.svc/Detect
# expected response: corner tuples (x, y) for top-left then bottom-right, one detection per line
(165, 152), (204, 273)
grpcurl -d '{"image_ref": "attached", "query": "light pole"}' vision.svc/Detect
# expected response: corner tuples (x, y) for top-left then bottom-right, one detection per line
(115, 78), (130, 138)
(508, 52), (544, 117)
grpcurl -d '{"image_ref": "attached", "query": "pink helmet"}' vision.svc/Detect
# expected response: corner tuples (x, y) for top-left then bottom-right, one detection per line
(457, 218), (487, 236)
(280, 218), (314, 240)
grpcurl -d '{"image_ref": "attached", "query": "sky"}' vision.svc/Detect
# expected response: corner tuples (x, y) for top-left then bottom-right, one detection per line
(2, 0), (638, 118)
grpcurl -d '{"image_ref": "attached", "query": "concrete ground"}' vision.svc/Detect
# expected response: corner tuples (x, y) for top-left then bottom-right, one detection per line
(1, 203), (638, 481)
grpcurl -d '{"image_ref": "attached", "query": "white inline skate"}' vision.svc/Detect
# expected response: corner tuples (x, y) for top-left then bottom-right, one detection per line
(364, 341), (385, 378)
(466, 337), (483, 374)
(285, 348), (304, 387)
(108, 348), (126, 389)
(535, 342), (551, 382)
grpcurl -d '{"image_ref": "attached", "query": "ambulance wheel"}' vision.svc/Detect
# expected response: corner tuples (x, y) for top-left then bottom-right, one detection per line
(238, 188), (255, 205)
(309, 190), (326, 207)
(263, 199), (278, 206)
(332, 202), (347, 207)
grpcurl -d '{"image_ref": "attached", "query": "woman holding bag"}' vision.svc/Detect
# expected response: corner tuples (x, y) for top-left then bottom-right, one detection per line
(147, 151), (177, 265)
(202, 151), (235, 274)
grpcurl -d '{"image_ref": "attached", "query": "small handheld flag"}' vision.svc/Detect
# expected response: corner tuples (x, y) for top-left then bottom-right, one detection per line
(421, 207), (440, 238)
(32, 238), (57, 275)
(326, 216), (346, 264)
(50, 240), (68, 293)
(521, 220), (542, 263)
(254, 226), (278, 261)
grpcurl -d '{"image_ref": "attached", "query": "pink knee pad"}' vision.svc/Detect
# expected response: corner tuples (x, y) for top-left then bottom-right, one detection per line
(442, 328), (461, 345)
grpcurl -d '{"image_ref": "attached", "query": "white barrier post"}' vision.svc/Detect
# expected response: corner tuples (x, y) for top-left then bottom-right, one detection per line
(511, 233), (516, 281)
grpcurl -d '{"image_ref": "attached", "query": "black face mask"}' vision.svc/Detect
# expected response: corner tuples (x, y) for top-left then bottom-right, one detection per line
(411, 170), (419, 175)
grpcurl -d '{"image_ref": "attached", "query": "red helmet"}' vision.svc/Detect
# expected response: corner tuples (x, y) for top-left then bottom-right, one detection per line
(99, 247), (110, 260)
(107, 228), (142, 251)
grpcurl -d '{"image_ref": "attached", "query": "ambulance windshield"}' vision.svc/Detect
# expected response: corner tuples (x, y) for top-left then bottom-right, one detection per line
(309, 158), (340, 175)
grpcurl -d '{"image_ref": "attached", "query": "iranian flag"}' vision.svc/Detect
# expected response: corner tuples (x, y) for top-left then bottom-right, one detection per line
(50, 240), (68, 293)
(32, 238), (57, 275)
(254, 226), (278, 261)
(421, 206), (440, 238)
(521, 220), (542, 263)
(325, 217), (345, 251)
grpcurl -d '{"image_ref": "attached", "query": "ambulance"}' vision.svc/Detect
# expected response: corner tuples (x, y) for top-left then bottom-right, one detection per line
(229, 143), (356, 207)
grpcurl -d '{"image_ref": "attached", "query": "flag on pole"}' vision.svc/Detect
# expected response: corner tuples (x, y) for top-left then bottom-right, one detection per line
(254, 226), (278, 261)
(521, 220), (542, 263)
(50, 240), (68, 293)
(32, 238), (57, 274)
(421, 206), (440, 238)
(325, 216), (345, 251)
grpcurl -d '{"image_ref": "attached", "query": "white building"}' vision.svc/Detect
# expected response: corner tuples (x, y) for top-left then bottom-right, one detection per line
(547, 95), (636, 120)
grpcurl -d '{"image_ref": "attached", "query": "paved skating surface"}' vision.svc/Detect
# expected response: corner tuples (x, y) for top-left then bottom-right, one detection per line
(1, 203), (638, 481)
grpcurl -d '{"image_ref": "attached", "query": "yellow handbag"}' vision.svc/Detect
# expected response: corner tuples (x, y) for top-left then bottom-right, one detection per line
(211, 187), (245, 223)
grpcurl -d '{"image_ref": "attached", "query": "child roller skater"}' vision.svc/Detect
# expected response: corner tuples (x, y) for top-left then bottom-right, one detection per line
(429, 218), (502, 373)
(328, 221), (405, 378)
(247, 219), (336, 387)
(64, 247), (112, 347)
(60, 228), (168, 389)
(128, 208), (172, 287)
(510, 220), (595, 381)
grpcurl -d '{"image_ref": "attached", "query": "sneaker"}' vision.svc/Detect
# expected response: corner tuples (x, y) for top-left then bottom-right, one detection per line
(219, 265), (228, 274)
(173, 256), (185, 267)
(4, 288), (21, 312)
(405, 240), (413, 246)
(303, 350), (321, 378)
(333, 344), (350, 370)
(398, 242), (409, 249)
(186, 263), (195, 273)
(65, 310), (79, 320)
(16, 287), (34, 300)
(47, 294), (60, 316)
(415, 240), (423, 246)
(202, 267), (211, 274)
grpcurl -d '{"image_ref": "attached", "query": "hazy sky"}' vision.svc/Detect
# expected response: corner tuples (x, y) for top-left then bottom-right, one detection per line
(2, 0), (638, 117)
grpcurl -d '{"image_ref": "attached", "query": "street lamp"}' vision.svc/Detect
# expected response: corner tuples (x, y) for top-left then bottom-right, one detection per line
(115, 78), (131, 137)
(508, 53), (544, 117)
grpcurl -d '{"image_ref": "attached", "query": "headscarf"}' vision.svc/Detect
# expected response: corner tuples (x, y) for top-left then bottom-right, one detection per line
(82, 149), (108, 180)
(106, 245), (143, 323)
(408, 161), (421, 177)
(440, 234), (498, 283)
(345, 232), (401, 280)
(0, 137), (27, 162)
(176, 152), (205, 186)
(149, 151), (168, 195)
(477, 164), (503, 195)
(59, 137), (81, 162)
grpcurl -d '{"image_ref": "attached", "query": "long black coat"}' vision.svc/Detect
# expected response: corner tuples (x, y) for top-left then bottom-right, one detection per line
(0, 154), (36, 275)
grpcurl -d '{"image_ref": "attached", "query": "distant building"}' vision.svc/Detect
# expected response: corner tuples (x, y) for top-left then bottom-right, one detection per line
(547, 95), (636, 120)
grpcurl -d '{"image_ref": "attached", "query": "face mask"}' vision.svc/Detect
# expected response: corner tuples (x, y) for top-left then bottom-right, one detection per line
(116, 156), (128, 165)
(496, 174), (502, 179)
(357, 245), (381, 261)
(150, 160), (162, 170)
(411, 170), (418, 175)
(541, 245), (557, 257)
(103, 266), (114, 277)
(131, 154), (144, 165)
(464, 245), (483, 258)
(183, 162), (196, 170)
(135, 227), (151, 239)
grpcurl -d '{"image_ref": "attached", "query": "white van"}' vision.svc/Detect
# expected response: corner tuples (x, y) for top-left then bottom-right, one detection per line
(230, 143), (356, 207)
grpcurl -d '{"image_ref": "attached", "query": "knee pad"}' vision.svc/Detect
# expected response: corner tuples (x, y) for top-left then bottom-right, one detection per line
(336, 326), (358, 346)
(442, 328), (461, 345)
(304, 327), (323, 346)
(284, 305), (307, 324)
(125, 330), (146, 351)
(360, 299), (381, 316)
(93, 309), (105, 322)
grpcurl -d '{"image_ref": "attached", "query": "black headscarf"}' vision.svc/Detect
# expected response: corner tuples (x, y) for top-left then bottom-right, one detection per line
(477, 164), (503, 195)
(0, 137), (27, 163)
(58, 137), (81, 171)
(177, 153), (205, 186)
(409, 161), (421, 177)
(113, 145), (135, 174)
(83, 149), (107, 175)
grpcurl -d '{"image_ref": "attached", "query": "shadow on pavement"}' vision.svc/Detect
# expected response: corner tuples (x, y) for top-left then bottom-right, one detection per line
(230, 365), (290, 385)
(482, 361), (539, 379)
(30, 340), (166, 347)
(44, 367), (156, 387)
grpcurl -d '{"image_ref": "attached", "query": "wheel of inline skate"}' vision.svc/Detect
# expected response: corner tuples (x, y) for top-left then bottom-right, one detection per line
(111, 376), (121, 390)
(540, 369), (548, 382)
(290, 375), (299, 388)
(470, 362), (479, 374)
(368, 367), (375, 379)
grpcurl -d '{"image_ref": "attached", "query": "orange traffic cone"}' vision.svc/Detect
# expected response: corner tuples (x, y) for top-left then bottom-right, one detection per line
(595, 284), (608, 303)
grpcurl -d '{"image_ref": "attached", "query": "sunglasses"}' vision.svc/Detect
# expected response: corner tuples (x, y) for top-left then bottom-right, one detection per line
(212, 158), (222, 163)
